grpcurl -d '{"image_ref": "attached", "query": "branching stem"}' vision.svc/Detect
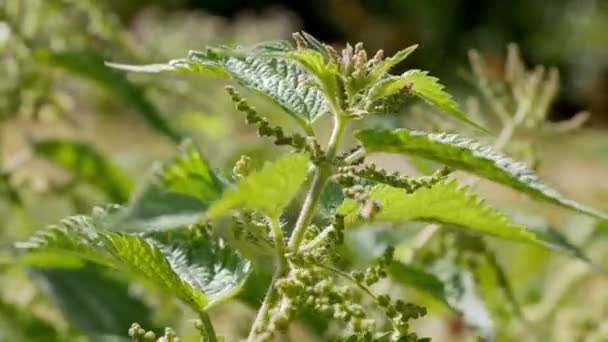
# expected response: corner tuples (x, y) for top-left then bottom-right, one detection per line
(288, 114), (347, 252)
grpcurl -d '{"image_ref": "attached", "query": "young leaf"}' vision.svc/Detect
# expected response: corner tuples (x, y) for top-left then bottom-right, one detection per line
(32, 139), (133, 202)
(108, 43), (330, 125)
(355, 128), (608, 220)
(279, 49), (340, 109)
(206, 153), (310, 219)
(337, 180), (540, 245)
(17, 207), (251, 313)
(115, 141), (225, 230)
(367, 45), (418, 82)
(35, 49), (181, 142)
(390, 261), (494, 341)
(393, 70), (485, 130)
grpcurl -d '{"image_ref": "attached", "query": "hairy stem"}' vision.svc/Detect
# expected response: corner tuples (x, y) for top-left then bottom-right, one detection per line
(288, 114), (347, 252)
(198, 311), (218, 342)
(247, 216), (287, 341)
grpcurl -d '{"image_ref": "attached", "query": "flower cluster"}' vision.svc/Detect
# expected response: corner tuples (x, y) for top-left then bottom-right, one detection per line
(129, 323), (180, 342)
(336, 164), (452, 193)
(225, 86), (324, 161)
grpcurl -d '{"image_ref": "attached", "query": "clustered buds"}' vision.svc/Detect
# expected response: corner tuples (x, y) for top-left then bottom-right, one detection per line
(275, 265), (373, 336)
(225, 86), (325, 162)
(336, 163), (452, 194)
(342, 184), (382, 220)
(129, 323), (180, 342)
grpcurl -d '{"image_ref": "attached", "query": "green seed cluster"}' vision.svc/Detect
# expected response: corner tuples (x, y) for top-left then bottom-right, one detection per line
(129, 323), (180, 342)
(341, 184), (382, 220)
(276, 265), (373, 336)
(225, 86), (324, 161)
(336, 164), (452, 193)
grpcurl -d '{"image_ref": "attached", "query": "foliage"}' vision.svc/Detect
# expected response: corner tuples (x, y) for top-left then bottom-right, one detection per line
(2, 5), (608, 341)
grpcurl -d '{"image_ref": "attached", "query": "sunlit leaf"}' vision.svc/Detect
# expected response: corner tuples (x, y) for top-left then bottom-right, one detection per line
(355, 128), (608, 220)
(207, 153), (309, 218)
(338, 180), (540, 245)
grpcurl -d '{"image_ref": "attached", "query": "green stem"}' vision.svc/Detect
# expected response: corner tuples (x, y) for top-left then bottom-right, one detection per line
(247, 216), (288, 341)
(288, 114), (347, 252)
(197, 311), (218, 342)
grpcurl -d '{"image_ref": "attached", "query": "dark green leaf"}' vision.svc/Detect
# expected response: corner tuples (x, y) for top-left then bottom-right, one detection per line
(109, 43), (329, 125)
(17, 207), (251, 313)
(31, 267), (154, 336)
(115, 141), (225, 230)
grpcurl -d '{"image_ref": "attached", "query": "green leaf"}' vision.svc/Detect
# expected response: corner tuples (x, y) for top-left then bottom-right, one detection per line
(108, 43), (330, 124)
(355, 128), (608, 220)
(319, 181), (345, 217)
(394, 70), (485, 130)
(115, 141), (225, 230)
(35, 49), (181, 142)
(367, 45), (418, 82)
(16, 208), (118, 267)
(337, 180), (540, 245)
(17, 207), (250, 313)
(32, 267), (155, 336)
(279, 49), (339, 109)
(391, 261), (494, 341)
(32, 139), (132, 202)
(207, 153), (309, 218)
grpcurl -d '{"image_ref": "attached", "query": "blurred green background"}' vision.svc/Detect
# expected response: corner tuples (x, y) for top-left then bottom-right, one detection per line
(2, 0), (608, 341)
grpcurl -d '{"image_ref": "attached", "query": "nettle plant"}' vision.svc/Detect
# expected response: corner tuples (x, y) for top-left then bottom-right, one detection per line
(17, 33), (608, 341)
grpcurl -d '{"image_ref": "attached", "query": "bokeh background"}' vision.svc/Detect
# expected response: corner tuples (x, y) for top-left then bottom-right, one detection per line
(2, 0), (608, 341)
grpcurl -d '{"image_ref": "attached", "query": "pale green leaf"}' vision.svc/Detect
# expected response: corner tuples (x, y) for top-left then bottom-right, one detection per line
(367, 44), (418, 82)
(355, 128), (608, 220)
(35, 49), (181, 142)
(398, 70), (485, 130)
(207, 153), (310, 218)
(32, 139), (133, 202)
(337, 180), (540, 245)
